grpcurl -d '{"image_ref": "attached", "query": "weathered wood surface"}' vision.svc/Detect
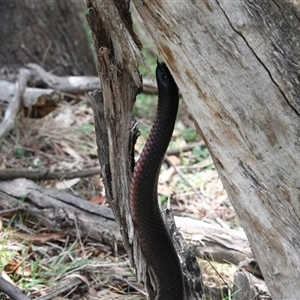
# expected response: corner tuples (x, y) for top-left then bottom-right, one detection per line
(0, 68), (30, 138)
(86, 1), (206, 297)
(0, 178), (253, 269)
(0, 178), (271, 298)
(86, 1), (172, 298)
(0, 179), (120, 248)
(130, 1), (300, 298)
(0, 167), (101, 181)
(175, 217), (251, 266)
(233, 270), (270, 300)
(0, 74), (156, 108)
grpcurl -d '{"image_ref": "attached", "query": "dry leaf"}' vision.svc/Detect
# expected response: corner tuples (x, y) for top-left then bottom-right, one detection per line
(4, 258), (19, 273)
(67, 274), (90, 287)
(61, 141), (82, 161)
(159, 167), (174, 183)
(89, 196), (106, 204)
(88, 287), (98, 298)
(157, 183), (172, 197)
(15, 264), (32, 277)
(168, 155), (181, 166)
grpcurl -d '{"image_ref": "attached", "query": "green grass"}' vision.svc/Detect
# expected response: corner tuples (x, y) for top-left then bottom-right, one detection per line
(0, 217), (124, 297)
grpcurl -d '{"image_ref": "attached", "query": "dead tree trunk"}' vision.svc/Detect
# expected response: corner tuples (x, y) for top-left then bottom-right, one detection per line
(86, 0), (300, 299)
(85, 0), (146, 294)
(130, 1), (300, 299)
(86, 1), (203, 299)
(0, 0), (96, 76)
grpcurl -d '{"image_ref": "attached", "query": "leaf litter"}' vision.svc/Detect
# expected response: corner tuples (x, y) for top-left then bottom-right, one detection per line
(0, 91), (239, 299)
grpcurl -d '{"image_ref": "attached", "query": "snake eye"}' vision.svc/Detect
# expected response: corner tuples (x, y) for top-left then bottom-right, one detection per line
(161, 73), (168, 84)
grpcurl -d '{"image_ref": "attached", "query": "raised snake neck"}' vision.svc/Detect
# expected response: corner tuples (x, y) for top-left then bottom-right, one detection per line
(130, 62), (184, 300)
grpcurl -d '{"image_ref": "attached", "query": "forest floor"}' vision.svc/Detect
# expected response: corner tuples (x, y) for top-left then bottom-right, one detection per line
(0, 5), (244, 298)
(0, 85), (241, 299)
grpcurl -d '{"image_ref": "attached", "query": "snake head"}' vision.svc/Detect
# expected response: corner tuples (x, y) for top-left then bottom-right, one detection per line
(156, 61), (178, 99)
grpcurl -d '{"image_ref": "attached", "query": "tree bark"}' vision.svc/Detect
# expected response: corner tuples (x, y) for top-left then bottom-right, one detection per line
(131, 1), (300, 299)
(82, 0), (300, 298)
(0, 68), (30, 138)
(0, 0), (96, 76)
(85, 0), (148, 293)
(86, 1), (204, 298)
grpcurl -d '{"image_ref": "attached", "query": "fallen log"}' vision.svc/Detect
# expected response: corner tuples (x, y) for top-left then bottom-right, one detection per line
(0, 178), (252, 267)
(0, 178), (120, 249)
(0, 178), (271, 298)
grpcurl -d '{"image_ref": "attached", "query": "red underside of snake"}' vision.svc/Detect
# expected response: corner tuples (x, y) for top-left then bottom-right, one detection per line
(130, 62), (184, 300)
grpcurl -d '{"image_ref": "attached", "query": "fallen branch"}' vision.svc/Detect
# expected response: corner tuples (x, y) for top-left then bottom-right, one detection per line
(0, 178), (252, 267)
(0, 167), (100, 181)
(0, 178), (271, 298)
(26, 63), (102, 94)
(36, 277), (86, 300)
(0, 143), (207, 181)
(0, 65), (157, 109)
(0, 79), (58, 108)
(175, 216), (253, 267)
(233, 270), (270, 300)
(0, 68), (31, 139)
(0, 63), (159, 145)
(0, 179), (120, 249)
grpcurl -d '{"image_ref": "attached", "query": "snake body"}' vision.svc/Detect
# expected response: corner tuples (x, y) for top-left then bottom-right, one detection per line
(130, 62), (184, 299)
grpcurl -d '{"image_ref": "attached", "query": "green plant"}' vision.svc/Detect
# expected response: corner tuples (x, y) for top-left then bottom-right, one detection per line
(75, 123), (95, 133)
(14, 147), (28, 159)
(182, 127), (200, 143)
(193, 146), (210, 162)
